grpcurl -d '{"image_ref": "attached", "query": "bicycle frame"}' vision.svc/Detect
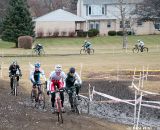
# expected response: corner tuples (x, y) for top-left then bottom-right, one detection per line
(31, 83), (45, 109)
(10, 74), (19, 96)
(54, 86), (63, 123)
(69, 86), (80, 114)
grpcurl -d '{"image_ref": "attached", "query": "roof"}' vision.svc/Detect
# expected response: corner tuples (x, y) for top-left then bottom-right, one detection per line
(34, 9), (85, 22)
(83, 0), (143, 4)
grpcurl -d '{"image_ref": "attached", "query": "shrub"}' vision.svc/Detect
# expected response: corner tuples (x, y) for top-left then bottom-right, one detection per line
(117, 31), (124, 36)
(53, 30), (59, 37)
(37, 30), (44, 38)
(18, 36), (33, 49)
(68, 31), (76, 37)
(46, 30), (52, 37)
(127, 31), (135, 35)
(88, 29), (99, 37)
(77, 30), (87, 37)
(61, 31), (67, 36)
(108, 31), (116, 36)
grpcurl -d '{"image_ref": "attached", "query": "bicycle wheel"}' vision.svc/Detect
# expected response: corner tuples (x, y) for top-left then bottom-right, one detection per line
(80, 49), (85, 55)
(32, 49), (38, 56)
(143, 47), (148, 52)
(57, 98), (63, 123)
(90, 49), (94, 55)
(72, 93), (80, 114)
(13, 79), (17, 96)
(38, 92), (45, 109)
(39, 49), (45, 56)
(132, 48), (139, 53)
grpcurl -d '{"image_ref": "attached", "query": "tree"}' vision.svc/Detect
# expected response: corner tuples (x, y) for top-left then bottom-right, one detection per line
(110, 0), (140, 49)
(1, 0), (35, 47)
(134, 0), (160, 30)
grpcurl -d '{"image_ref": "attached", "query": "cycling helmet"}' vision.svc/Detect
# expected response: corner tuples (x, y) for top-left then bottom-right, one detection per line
(35, 62), (41, 68)
(55, 64), (62, 72)
(69, 67), (75, 73)
(12, 60), (17, 65)
(137, 40), (140, 42)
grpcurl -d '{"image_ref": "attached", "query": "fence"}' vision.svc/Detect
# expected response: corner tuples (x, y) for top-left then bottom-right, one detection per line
(79, 67), (160, 128)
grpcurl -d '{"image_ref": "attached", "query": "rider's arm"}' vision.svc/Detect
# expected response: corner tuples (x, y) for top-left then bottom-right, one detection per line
(61, 71), (66, 88)
(29, 71), (35, 82)
(47, 71), (54, 91)
(75, 72), (82, 85)
(40, 70), (47, 81)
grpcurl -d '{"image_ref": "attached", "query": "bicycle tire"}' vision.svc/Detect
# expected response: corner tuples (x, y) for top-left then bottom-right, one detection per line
(143, 47), (148, 52)
(39, 49), (45, 56)
(13, 78), (17, 96)
(90, 49), (94, 55)
(57, 98), (63, 123)
(72, 92), (80, 114)
(38, 92), (45, 109)
(132, 48), (139, 53)
(80, 49), (85, 54)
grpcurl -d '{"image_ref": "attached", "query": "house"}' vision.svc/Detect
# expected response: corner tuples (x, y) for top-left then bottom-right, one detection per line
(34, 9), (85, 37)
(77, 0), (160, 35)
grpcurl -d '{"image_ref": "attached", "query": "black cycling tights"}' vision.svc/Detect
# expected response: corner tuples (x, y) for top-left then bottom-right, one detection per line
(51, 92), (64, 108)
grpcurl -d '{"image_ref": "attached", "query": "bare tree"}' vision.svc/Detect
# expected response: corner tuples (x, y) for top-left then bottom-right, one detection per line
(134, 0), (160, 30)
(107, 0), (141, 49)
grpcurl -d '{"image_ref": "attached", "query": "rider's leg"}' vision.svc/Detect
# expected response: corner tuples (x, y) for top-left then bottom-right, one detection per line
(10, 77), (13, 91)
(51, 92), (56, 108)
(68, 91), (73, 108)
(60, 91), (64, 107)
(17, 76), (19, 86)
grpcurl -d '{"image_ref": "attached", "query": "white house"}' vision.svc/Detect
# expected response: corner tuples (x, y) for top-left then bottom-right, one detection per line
(34, 9), (85, 37)
(77, 0), (160, 35)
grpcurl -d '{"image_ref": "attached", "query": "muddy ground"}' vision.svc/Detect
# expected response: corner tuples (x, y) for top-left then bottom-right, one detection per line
(0, 79), (128, 130)
(0, 76), (160, 130)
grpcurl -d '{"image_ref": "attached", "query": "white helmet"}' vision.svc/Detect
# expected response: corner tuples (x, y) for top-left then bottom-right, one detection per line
(55, 64), (62, 72)
(137, 40), (140, 42)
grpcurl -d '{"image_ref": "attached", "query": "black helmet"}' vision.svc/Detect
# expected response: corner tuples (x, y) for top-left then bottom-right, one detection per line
(69, 67), (75, 73)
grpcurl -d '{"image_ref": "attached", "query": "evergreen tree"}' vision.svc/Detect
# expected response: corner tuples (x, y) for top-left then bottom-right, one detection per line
(1, 0), (35, 47)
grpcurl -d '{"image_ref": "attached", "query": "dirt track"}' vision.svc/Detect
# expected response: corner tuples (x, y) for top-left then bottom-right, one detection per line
(0, 79), (127, 130)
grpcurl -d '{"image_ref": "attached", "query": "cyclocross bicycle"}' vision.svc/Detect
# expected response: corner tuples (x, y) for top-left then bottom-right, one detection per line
(69, 86), (80, 114)
(80, 48), (94, 55)
(10, 74), (19, 96)
(54, 86), (64, 123)
(31, 83), (46, 109)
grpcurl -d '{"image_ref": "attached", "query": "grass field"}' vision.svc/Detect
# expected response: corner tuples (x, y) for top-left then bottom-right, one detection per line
(0, 35), (160, 92)
(0, 35), (160, 129)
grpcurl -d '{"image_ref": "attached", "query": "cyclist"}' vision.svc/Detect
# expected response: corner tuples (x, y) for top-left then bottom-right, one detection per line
(82, 40), (92, 50)
(34, 43), (43, 55)
(9, 60), (22, 92)
(47, 64), (66, 113)
(137, 40), (144, 52)
(65, 67), (82, 111)
(30, 62), (47, 101)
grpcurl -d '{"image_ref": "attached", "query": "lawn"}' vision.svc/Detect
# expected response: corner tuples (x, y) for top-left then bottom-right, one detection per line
(0, 35), (160, 92)
(0, 35), (160, 129)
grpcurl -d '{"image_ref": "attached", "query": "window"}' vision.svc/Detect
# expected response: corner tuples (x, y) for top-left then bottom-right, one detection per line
(102, 6), (105, 15)
(120, 21), (130, 28)
(154, 22), (160, 30)
(107, 20), (111, 28)
(125, 21), (130, 28)
(89, 21), (100, 30)
(95, 22), (99, 30)
(137, 20), (143, 26)
(89, 6), (91, 15)
(89, 22), (94, 29)
(88, 5), (105, 16)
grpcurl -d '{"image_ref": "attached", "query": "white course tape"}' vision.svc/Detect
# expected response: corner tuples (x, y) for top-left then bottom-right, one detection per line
(141, 104), (160, 109)
(132, 83), (160, 95)
(92, 89), (135, 106)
